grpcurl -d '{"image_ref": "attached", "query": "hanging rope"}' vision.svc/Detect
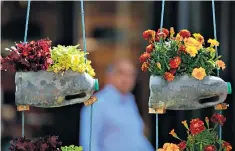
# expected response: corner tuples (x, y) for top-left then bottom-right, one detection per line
(212, 0), (222, 141)
(80, 1), (93, 151)
(22, 0), (31, 137)
(157, 0), (165, 149)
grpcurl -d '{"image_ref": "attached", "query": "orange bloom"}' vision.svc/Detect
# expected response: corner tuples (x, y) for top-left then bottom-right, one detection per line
(143, 30), (156, 43)
(176, 34), (183, 42)
(222, 141), (232, 151)
(164, 72), (175, 82)
(169, 56), (181, 69)
(141, 62), (149, 72)
(146, 44), (154, 53)
(179, 29), (191, 38)
(182, 120), (189, 130)
(158, 143), (180, 151)
(139, 52), (150, 63)
(193, 33), (204, 44)
(169, 129), (177, 137)
(216, 60), (226, 70)
(192, 67), (206, 80)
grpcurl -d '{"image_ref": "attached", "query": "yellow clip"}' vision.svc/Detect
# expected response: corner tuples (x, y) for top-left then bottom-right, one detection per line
(214, 103), (229, 110)
(148, 107), (166, 114)
(17, 105), (30, 111)
(84, 96), (98, 106)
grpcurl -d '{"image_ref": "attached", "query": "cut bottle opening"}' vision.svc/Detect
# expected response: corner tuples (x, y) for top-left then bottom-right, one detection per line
(65, 92), (87, 100)
(199, 95), (219, 104)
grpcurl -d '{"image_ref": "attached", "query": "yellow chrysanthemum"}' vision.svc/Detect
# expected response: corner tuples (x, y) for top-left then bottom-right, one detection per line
(192, 67), (207, 80)
(208, 38), (219, 47)
(185, 46), (198, 57)
(184, 37), (202, 51)
(175, 34), (183, 42)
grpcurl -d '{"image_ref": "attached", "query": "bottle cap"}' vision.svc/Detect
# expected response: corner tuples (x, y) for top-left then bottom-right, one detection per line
(226, 82), (232, 94)
(94, 79), (99, 91)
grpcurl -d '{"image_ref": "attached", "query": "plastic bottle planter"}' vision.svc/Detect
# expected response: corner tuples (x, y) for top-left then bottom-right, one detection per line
(149, 75), (232, 113)
(15, 70), (99, 108)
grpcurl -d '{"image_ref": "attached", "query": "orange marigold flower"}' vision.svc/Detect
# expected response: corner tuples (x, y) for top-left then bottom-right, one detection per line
(164, 72), (175, 82)
(208, 38), (219, 47)
(158, 143), (180, 151)
(141, 62), (149, 72)
(176, 34), (183, 42)
(222, 141), (232, 151)
(179, 29), (191, 38)
(146, 44), (154, 53)
(143, 30), (156, 42)
(210, 113), (226, 126)
(178, 141), (186, 150)
(192, 67), (206, 80)
(193, 33), (204, 44)
(169, 56), (181, 69)
(216, 60), (226, 70)
(189, 118), (206, 135)
(156, 62), (161, 69)
(139, 52), (150, 63)
(204, 145), (217, 151)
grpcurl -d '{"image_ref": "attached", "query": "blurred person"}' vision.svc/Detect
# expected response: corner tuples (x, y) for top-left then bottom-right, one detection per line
(79, 58), (154, 151)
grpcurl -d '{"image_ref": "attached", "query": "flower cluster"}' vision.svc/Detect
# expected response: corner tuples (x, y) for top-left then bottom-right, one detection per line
(158, 113), (232, 151)
(139, 28), (226, 82)
(48, 45), (95, 77)
(9, 135), (62, 151)
(1, 38), (52, 72)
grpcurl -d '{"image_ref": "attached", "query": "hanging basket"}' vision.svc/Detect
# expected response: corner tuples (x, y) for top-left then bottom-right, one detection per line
(15, 70), (99, 108)
(149, 75), (231, 110)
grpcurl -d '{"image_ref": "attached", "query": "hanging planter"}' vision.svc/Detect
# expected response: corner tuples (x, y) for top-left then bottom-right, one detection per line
(1, 39), (99, 108)
(139, 28), (232, 111)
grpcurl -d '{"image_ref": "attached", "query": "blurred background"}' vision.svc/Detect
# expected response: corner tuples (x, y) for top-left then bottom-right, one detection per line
(1, 1), (235, 150)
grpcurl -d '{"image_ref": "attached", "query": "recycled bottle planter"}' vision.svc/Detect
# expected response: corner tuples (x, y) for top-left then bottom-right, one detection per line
(149, 75), (232, 110)
(15, 70), (99, 108)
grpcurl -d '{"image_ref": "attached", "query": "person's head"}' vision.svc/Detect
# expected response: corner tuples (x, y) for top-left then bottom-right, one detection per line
(105, 58), (137, 94)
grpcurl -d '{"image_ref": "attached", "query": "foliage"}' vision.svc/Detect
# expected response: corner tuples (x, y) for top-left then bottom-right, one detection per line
(48, 44), (95, 77)
(9, 135), (62, 151)
(158, 114), (232, 151)
(61, 145), (83, 151)
(0, 38), (52, 72)
(139, 28), (226, 82)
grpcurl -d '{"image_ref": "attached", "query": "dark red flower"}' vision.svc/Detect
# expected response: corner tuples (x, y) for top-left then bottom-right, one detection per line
(139, 52), (151, 63)
(157, 28), (169, 39)
(210, 113), (226, 126)
(204, 145), (217, 151)
(178, 45), (186, 53)
(143, 30), (156, 43)
(179, 29), (191, 38)
(190, 118), (206, 135)
(169, 56), (181, 69)
(178, 141), (187, 150)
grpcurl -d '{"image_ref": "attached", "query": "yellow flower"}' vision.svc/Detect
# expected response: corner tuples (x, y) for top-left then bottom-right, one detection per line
(192, 67), (207, 80)
(205, 117), (209, 127)
(156, 62), (161, 69)
(206, 47), (215, 53)
(216, 60), (226, 70)
(182, 120), (189, 130)
(185, 46), (198, 57)
(184, 37), (202, 51)
(208, 38), (219, 47)
(193, 33), (204, 44)
(175, 34), (183, 42)
(170, 27), (175, 37)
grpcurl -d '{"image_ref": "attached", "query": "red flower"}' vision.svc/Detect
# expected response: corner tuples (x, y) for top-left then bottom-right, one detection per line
(204, 145), (216, 151)
(139, 52), (151, 63)
(178, 45), (186, 53)
(178, 141), (187, 150)
(143, 30), (156, 42)
(222, 141), (232, 151)
(179, 29), (191, 38)
(146, 44), (154, 53)
(189, 118), (205, 135)
(169, 56), (181, 69)
(157, 28), (169, 39)
(210, 113), (226, 126)
(141, 62), (149, 72)
(164, 72), (175, 82)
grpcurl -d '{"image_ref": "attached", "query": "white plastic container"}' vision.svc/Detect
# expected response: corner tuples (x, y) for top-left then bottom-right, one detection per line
(149, 75), (232, 110)
(15, 70), (99, 107)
